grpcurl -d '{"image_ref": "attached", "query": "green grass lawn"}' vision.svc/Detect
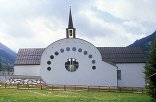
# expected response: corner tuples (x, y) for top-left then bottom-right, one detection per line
(0, 89), (152, 102)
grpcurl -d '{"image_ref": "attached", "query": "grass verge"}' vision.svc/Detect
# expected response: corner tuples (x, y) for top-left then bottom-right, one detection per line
(0, 89), (152, 102)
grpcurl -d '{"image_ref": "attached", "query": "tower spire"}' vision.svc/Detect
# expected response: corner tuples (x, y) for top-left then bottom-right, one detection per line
(66, 7), (76, 38)
(68, 7), (73, 28)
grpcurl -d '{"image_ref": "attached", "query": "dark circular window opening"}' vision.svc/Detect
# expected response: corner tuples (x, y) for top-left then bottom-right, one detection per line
(55, 51), (59, 55)
(84, 51), (88, 55)
(92, 60), (96, 64)
(72, 47), (76, 51)
(50, 55), (54, 59)
(78, 48), (82, 52)
(65, 58), (79, 72)
(89, 54), (92, 59)
(92, 66), (96, 70)
(60, 49), (64, 53)
(47, 61), (51, 65)
(66, 47), (70, 51)
(47, 67), (51, 71)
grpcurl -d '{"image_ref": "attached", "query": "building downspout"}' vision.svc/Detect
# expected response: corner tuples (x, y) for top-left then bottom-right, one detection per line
(116, 65), (118, 88)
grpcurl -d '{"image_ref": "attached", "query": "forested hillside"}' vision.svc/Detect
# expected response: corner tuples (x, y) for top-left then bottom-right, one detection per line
(129, 31), (156, 57)
(0, 43), (16, 71)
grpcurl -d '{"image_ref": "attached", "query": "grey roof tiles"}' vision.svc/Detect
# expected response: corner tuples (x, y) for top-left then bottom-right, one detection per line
(15, 48), (45, 65)
(14, 47), (145, 65)
(97, 47), (145, 63)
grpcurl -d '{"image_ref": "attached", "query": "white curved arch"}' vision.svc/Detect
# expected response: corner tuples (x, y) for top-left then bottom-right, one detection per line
(40, 38), (117, 86)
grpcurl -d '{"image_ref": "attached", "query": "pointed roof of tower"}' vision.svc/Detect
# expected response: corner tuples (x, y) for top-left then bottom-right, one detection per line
(68, 8), (73, 28)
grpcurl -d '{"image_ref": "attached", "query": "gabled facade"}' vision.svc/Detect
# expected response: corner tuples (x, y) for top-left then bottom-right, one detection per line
(14, 9), (146, 87)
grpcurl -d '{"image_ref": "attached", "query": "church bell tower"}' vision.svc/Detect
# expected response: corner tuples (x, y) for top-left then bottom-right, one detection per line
(66, 8), (76, 38)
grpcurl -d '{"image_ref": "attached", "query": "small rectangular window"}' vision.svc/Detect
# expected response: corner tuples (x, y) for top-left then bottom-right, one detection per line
(69, 30), (73, 36)
(117, 70), (121, 80)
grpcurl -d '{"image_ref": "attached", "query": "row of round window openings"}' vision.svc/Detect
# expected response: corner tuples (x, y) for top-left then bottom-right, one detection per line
(47, 66), (96, 71)
(48, 47), (96, 64)
(49, 47), (93, 59)
(46, 47), (96, 71)
(47, 60), (96, 65)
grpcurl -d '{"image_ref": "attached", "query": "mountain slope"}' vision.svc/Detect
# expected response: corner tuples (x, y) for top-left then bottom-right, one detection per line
(128, 31), (156, 57)
(0, 43), (16, 58)
(0, 42), (16, 70)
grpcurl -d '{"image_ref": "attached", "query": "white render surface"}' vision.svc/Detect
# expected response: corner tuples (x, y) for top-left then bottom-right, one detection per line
(14, 65), (40, 76)
(41, 38), (117, 86)
(117, 63), (145, 87)
(13, 38), (146, 88)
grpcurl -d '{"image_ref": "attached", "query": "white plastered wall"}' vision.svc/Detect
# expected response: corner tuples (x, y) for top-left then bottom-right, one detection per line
(117, 63), (145, 87)
(41, 38), (117, 86)
(14, 65), (40, 76)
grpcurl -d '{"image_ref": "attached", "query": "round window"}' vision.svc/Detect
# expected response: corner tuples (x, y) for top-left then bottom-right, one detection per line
(55, 51), (59, 55)
(84, 51), (88, 55)
(66, 47), (70, 51)
(60, 49), (64, 53)
(92, 66), (96, 70)
(89, 54), (92, 59)
(47, 61), (51, 65)
(47, 67), (51, 71)
(65, 58), (79, 72)
(50, 55), (54, 59)
(78, 48), (82, 52)
(72, 47), (76, 51)
(92, 60), (96, 64)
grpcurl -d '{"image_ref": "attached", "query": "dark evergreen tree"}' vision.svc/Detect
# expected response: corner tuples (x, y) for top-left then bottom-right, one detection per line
(0, 60), (3, 71)
(145, 34), (156, 101)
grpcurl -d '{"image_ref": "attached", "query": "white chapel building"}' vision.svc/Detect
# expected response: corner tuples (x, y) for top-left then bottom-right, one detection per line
(14, 9), (146, 87)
